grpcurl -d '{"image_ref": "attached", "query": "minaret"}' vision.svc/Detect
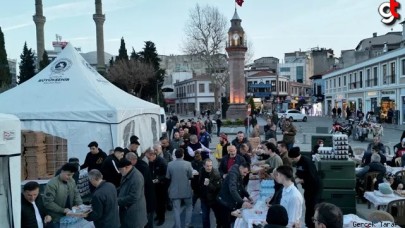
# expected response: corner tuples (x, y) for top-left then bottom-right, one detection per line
(33, 0), (46, 63)
(225, 9), (248, 119)
(93, 0), (106, 74)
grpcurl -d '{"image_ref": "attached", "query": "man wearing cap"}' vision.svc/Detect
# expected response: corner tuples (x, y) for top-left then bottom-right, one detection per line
(215, 133), (230, 161)
(117, 158), (148, 228)
(288, 147), (321, 228)
(282, 119), (297, 151)
(199, 126), (211, 148)
(101, 147), (125, 188)
(275, 166), (304, 227)
(43, 163), (83, 226)
(124, 135), (140, 157)
(81, 141), (107, 172)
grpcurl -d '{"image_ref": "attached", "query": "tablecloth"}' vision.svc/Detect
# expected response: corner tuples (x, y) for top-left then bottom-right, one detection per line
(364, 191), (405, 208)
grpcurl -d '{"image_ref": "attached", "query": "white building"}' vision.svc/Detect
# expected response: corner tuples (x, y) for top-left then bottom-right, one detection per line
(279, 62), (306, 84)
(174, 76), (217, 114)
(323, 46), (405, 124)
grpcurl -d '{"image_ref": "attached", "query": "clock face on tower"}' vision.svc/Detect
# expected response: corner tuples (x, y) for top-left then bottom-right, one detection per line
(232, 33), (240, 40)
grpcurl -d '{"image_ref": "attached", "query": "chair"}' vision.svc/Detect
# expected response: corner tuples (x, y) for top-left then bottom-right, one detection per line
(387, 199), (405, 226)
(395, 170), (405, 184)
(357, 172), (380, 207)
(368, 210), (395, 223)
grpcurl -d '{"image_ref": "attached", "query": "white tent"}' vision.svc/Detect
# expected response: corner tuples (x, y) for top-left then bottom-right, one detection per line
(0, 44), (161, 162)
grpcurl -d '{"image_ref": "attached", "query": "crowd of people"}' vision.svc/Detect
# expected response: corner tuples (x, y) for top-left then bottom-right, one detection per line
(23, 114), (389, 228)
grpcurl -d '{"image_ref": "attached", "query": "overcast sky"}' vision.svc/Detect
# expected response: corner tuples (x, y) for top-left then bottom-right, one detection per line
(0, 0), (403, 63)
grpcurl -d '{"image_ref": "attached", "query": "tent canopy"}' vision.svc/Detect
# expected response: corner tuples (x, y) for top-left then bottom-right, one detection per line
(0, 44), (161, 161)
(0, 43), (159, 124)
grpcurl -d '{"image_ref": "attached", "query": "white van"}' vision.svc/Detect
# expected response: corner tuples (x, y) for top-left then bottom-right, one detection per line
(160, 107), (167, 134)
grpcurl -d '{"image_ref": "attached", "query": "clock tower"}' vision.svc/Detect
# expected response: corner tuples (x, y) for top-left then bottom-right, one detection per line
(225, 9), (248, 120)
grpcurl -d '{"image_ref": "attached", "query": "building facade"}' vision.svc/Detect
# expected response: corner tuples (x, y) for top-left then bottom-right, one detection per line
(340, 32), (402, 68)
(174, 76), (216, 115)
(279, 51), (308, 84)
(323, 47), (405, 124)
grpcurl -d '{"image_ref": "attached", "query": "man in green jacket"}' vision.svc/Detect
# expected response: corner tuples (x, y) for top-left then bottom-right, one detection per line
(43, 163), (83, 226)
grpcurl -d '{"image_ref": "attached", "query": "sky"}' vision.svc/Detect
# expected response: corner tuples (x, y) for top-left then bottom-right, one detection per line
(0, 0), (403, 63)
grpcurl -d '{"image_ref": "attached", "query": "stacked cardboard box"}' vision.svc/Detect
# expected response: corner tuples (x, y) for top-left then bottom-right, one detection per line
(21, 131), (69, 180)
(22, 131), (48, 180)
(45, 134), (68, 175)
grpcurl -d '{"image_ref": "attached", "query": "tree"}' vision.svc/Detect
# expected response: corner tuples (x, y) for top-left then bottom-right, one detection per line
(106, 59), (155, 96)
(184, 4), (228, 109)
(39, 50), (50, 71)
(130, 47), (139, 61)
(116, 37), (128, 61)
(18, 42), (36, 84)
(138, 41), (165, 104)
(0, 26), (10, 87)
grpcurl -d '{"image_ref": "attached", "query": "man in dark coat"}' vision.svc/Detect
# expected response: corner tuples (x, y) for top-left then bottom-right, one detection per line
(117, 159), (148, 228)
(362, 145), (387, 166)
(126, 152), (156, 228)
(85, 169), (119, 228)
(219, 145), (246, 179)
(231, 131), (250, 154)
(124, 135), (140, 157)
(146, 148), (168, 226)
(216, 117), (222, 137)
(288, 147), (321, 228)
(100, 147), (125, 188)
(217, 163), (253, 227)
(21, 181), (52, 228)
(199, 159), (222, 228)
(80, 141), (107, 171)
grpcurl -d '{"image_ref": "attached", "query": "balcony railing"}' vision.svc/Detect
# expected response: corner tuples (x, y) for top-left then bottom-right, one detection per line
(383, 74), (396, 84)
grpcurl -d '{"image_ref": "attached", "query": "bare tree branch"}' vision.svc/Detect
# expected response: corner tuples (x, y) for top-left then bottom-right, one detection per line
(106, 59), (155, 96)
(183, 4), (229, 109)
